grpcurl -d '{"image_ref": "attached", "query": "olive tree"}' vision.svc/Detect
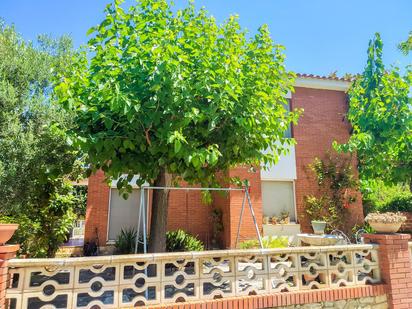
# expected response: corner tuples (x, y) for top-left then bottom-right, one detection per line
(0, 21), (83, 257)
(56, 0), (300, 252)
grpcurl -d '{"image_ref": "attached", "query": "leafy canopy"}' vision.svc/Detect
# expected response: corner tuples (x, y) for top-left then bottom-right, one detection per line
(56, 0), (300, 189)
(335, 33), (412, 187)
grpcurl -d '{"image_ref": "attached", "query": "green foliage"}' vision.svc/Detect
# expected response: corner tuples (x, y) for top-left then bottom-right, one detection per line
(305, 196), (328, 222)
(304, 153), (358, 231)
(239, 236), (288, 249)
(381, 194), (412, 213)
(0, 21), (82, 257)
(399, 31), (412, 55)
(166, 230), (204, 252)
(56, 0), (300, 191)
(335, 33), (412, 188)
(72, 185), (88, 217)
(114, 228), (140, 254)
(361, 180), (411, 214)
(9, 181), (78, 257)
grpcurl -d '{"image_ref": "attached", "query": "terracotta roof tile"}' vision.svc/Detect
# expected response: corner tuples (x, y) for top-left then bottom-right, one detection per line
(297, 73), (353, 82)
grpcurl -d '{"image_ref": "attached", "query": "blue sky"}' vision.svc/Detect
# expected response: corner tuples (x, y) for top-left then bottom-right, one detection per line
(1, 0), (411, 75)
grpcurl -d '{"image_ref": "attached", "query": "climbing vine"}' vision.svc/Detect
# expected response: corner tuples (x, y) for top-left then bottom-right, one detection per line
(305, 153), (358, 232)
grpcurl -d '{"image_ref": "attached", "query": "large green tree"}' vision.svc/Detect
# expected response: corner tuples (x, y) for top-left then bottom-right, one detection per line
(337, 33), (411, 190)
(56, 0), (300, 252)
(0, 21), (82, 257)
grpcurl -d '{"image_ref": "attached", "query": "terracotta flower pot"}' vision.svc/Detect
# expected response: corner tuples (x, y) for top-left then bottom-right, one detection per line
(0, 224), (19, 245)
(368, 221), (402, 233)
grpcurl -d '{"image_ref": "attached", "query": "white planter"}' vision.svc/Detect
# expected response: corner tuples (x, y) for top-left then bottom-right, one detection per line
(311, 221), (326, 235)
(368, 222), (403, 233)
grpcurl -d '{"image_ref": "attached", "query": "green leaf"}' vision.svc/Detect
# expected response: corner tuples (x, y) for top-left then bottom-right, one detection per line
(174, 139), (181, 154)
(104, 117), (113, 129)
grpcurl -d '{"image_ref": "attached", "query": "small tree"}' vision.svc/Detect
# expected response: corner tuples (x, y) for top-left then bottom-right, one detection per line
(56, 0), (300, 252)
(336, 33), (412, 190)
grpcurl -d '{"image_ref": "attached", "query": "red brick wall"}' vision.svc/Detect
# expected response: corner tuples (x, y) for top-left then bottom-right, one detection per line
(211, 179), (231, 249)
(226, 166), (263, 248)
(164, 167), (262, 249)
(0, 245), (18, 308)
(364, 233), (412, 308)
(167, 188), (214, 246)
(84, 170), (110, 244)
(292, 87), (364, 233)
(150, 285), (387, 309)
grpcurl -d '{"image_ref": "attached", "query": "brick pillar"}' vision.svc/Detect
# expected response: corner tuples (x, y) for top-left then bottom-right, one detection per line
(0, 245), (19, 308)
(363, 233), (412, 309)
(84, 170), (110, 244)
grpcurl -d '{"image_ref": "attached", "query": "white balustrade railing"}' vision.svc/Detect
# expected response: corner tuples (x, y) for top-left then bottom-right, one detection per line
(6, 244), (381, 308)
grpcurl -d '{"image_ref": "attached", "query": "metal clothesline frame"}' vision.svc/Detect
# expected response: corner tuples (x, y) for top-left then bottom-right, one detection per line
(134, 185), (263, 254)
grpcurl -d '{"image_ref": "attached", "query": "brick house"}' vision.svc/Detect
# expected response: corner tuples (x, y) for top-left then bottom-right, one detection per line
(83, 74), (364, 250)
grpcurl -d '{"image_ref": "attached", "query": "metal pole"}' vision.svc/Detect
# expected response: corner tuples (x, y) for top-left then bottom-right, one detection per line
(134, 188), (144, 254)
(140, 186), (243, 191)
(142, 187), (147, 254)
(141, 188), (149, 300)
(245, 187), (263, 249)
(234, 189), (247, 249)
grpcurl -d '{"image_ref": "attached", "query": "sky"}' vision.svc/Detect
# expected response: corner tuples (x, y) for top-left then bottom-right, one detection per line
(1, 0), (411, 76)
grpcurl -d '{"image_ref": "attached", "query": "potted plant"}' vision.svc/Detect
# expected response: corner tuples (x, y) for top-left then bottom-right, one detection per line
(304, 196), (328, 234)
(0, 217), (19, 245)
(311, 220), (327, 235)
(365, 212), (407, 233)
(279, 210), (290, 224)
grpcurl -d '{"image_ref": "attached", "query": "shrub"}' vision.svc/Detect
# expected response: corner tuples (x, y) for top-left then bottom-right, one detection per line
(361, 180), (411, 214)
(239, 236), (288, 249)
(115, 228), (142, 254)
(7, 181), (78, 257)
(166, 230), (204, 252)
(381, 194), (412, 213)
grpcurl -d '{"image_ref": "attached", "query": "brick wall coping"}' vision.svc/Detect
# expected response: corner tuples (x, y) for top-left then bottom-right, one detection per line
(363, 233), (411, 241)
(149, 285), (387, 309)
(0, 245), (19, 255)
(7, 243), (378, 267)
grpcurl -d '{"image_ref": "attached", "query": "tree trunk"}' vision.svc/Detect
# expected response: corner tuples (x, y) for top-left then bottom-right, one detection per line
(148, 169), (172, 253)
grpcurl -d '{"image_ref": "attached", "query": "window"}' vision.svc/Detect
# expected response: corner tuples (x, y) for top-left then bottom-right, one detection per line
(261, 181), (296, 222)
(107, 188), (145, 241)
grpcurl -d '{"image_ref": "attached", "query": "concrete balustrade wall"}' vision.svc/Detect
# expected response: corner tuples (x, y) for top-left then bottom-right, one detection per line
(1, 235), (411, 308)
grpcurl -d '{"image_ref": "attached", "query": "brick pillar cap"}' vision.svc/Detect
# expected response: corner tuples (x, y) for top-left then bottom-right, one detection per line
(0, 244), (19, 254)
(362, 233), (411, 241)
